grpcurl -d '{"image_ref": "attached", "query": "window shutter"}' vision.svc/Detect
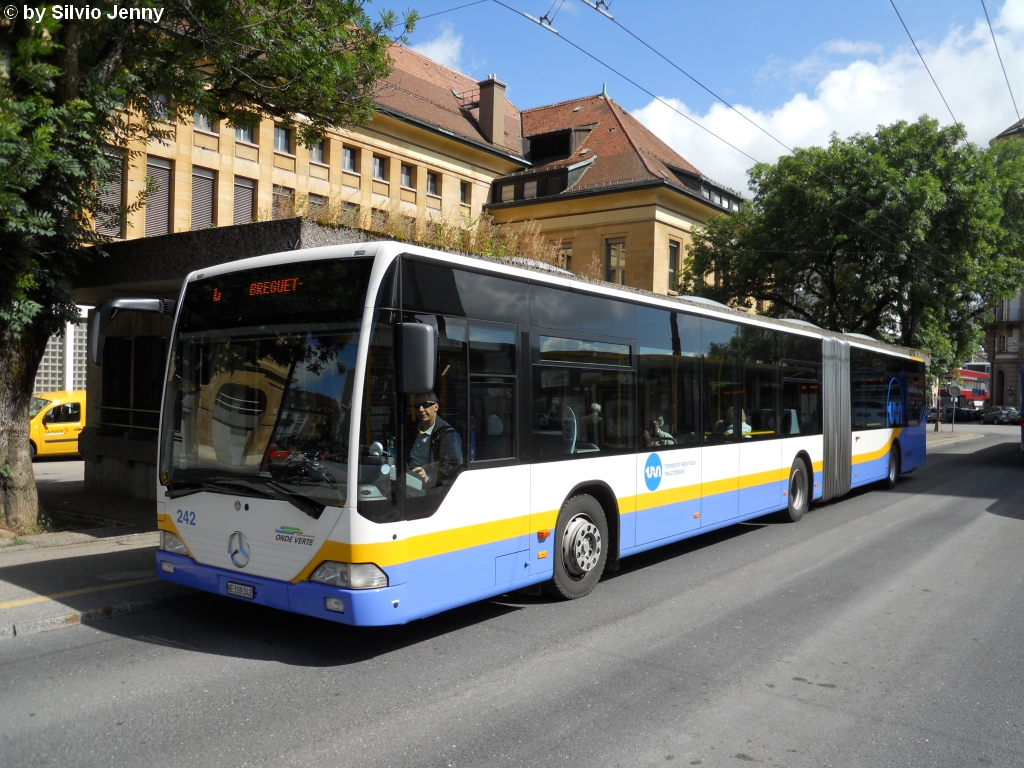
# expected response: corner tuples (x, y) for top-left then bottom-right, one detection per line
(272, 185), (295, 219)
(144, 157), (172, 237)
(96, 147), (125, 237)
(233, 176), (255, 225)
(191, 167), (215, 230)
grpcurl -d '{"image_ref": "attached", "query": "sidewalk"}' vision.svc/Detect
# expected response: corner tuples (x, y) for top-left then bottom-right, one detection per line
(0, 459), (195, 638)
(925, 425), (980, 445)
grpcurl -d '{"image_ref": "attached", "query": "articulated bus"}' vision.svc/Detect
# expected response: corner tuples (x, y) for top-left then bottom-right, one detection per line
(90, 242), (928, 626)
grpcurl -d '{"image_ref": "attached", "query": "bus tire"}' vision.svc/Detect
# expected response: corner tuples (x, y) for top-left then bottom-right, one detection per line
(883, 444), (900, 489)
(780, 458), (809, 523)
(544, 494), (608, 600)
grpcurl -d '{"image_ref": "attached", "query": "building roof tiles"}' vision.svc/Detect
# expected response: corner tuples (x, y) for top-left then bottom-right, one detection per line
(372, 46), (524, 158)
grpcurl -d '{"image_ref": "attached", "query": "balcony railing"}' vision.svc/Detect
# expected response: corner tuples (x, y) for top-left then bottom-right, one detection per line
(994, 307), (1022, 322)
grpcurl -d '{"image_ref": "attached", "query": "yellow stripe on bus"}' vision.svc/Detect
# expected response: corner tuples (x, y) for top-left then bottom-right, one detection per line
(851, 428), (901, 465)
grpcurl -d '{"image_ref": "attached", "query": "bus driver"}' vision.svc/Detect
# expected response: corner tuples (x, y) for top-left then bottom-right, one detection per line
(408, 391), (464, 491)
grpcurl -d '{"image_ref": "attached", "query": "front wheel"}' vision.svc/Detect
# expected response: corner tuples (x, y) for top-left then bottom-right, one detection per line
(779, 458), (810, 522)
(883, 444), (900, 489)
(544, 494), (609, 600)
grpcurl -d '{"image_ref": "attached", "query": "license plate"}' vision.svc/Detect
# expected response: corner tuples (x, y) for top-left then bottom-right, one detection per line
(226, 582), (254, 599)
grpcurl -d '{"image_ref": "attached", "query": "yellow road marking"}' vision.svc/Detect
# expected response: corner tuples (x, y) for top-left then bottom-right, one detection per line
(0, 577), (160, 611)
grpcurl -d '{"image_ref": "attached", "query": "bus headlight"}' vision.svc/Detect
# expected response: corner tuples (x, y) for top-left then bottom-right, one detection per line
(160, 530), (188, 555)
(310, 561), (388, 589)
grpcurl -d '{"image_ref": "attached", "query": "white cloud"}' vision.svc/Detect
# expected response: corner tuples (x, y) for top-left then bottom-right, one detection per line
(633, 0), (1024, 194)
(821, 39), (884, 56)
(411, 24), (464, 71)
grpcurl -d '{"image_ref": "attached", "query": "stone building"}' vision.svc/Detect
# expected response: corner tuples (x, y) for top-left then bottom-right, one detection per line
(984, 117), (1024, 410)
(485, 89), (741, 295)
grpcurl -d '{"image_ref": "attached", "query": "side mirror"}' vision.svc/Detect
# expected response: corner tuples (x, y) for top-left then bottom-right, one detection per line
(398, 323), (437, 394)
(41, 413), (51, 426)
(89, 298), (177, 366)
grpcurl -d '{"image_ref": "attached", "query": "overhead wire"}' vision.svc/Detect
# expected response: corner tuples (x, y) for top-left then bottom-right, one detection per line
(491, 0), (966, 276)
(573, 0), (965, 274)
(980, 0), (1020, 123)
(416, 0), (489, 21)
(888, 0), (960, 125)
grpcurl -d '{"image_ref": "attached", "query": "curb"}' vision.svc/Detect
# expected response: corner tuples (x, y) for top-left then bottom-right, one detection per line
(0, 590), (197, 639)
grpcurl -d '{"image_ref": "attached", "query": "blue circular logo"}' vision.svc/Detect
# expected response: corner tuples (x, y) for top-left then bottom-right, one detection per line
(644, 453), (663, 491)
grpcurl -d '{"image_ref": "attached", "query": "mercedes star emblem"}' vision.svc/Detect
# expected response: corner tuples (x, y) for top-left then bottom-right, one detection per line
(228, 531), (250, 568)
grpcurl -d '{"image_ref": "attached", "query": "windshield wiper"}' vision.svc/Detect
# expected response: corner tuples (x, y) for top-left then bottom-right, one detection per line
(169, 477), (326, 519)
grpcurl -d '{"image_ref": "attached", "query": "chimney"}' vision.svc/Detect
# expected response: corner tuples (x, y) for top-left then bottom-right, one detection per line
(478, 74), (506, 146)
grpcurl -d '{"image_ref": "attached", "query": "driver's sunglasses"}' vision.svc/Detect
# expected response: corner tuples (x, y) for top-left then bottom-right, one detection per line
(414, 401), (437, 409)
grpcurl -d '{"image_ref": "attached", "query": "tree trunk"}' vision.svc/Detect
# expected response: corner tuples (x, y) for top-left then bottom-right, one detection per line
(0, 323), (50, 531)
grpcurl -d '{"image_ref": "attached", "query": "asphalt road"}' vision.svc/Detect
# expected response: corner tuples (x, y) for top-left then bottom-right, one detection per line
(2, 427), (1023, 768)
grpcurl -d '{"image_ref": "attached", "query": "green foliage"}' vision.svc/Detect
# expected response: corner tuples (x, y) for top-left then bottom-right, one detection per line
(0, 0), (414, 340)
(682, 117), (1024, 369)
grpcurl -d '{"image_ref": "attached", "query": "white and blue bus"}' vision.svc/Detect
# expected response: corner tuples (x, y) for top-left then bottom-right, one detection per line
(90, 242), (928, 625)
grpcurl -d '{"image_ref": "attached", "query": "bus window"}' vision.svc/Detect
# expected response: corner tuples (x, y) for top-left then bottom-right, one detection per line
(780, 363), (821, 435)
(701, 318), (740, 444)
(357, 311), (400, 524)
(532, 366), (635, 459)
(402, 315), (468, 520)
(737, 326), (779, 442)
(637, 307), (700, 449)
(851, 347), (887, 430)
(469, 324), (517, 462)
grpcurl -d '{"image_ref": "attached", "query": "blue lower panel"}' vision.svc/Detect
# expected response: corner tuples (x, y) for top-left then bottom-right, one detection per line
(701, 489), (739, 527)
(405, 534), (531, 612)
(635, 497), (700, 545)
(156, 551), (410, 626)
(852, 453), (889, 487)
(812, 471), (823, 500)
(739, 480), (783, 517)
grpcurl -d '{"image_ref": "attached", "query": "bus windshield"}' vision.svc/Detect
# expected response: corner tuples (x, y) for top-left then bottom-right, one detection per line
(159, 258), (373, 516)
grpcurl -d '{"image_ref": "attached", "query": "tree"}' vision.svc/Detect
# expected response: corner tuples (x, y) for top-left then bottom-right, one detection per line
(682, 117), (1024, 376)
(0, 1), (414, 530)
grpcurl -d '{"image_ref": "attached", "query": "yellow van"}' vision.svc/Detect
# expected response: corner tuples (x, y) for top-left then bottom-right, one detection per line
(29, 390), (87, 457)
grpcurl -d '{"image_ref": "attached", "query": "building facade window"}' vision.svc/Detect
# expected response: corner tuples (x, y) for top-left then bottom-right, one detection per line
(372, 155), (387, 181)
(559, 242), (573, 272)
(427, 171), (440, 197)
(193, 109), (214, 133)
(668, 240), (680, 291)
(308, 193), (327, 215)
(605, 238), (626, 285)
(343, 146), (358, 173)
(523, 179), (537, 199)
(96, 147), (125, 238)
(190, 167), (215, 230)
(500, 184), (514, 202)
(144, 156), (172, 237)
(149, 93), (170, 121)
(233, 176), (255, 225)
(273, 185), (295, 219)
(460, 180), (471, 205)
(401, 163), (414, 188)
(273, 125), (293, 154)
(234, 124), (255, 144)
(309, 139), (325, 164)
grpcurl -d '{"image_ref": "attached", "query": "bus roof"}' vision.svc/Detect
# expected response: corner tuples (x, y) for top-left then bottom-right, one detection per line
(185, 240), (929, 364)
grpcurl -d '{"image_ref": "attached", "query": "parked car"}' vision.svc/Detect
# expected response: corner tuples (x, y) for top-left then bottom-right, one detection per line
(29, 390), (87, 457)
(926, 407), (939, 423)
(982, 405), (1021, 425)
(942, 406), (973, 423)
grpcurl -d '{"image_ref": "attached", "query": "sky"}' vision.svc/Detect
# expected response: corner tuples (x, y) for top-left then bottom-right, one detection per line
(396, 0), (1024, 192)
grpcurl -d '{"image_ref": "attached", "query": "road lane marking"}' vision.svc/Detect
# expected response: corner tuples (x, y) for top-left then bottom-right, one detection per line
(0, 577), (160, 611)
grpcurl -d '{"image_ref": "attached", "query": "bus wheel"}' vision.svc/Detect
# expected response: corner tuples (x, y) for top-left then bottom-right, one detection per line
(780, 459), (809, 523)
(884, 444), (900, 489)
(545, 494), (608, 600)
